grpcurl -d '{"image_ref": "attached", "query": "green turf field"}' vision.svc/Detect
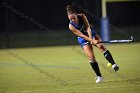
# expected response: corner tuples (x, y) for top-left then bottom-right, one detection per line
(0, 43), (140, 93)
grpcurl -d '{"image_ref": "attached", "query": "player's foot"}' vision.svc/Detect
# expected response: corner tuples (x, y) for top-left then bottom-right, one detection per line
(95, 76), (103, 83)
(112, 64), (119, 71)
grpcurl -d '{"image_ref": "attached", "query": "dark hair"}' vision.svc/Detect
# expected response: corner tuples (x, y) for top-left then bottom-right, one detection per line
(66, 5), (76, 15)
(66, 4), (84, 15)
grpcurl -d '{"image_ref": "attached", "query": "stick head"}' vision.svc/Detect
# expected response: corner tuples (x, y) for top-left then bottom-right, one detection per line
(130, 36), (135, 42)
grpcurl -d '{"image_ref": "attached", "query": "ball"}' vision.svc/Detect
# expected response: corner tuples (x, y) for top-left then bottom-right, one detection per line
(107, 63), (112, 67)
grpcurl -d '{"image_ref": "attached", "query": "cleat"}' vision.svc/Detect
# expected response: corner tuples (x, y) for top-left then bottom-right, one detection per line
(95, 76), (103, 83)
(112, 64), (119, 71)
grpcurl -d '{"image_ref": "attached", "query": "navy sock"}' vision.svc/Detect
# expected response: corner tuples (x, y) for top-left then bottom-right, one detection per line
(104, 50), (115, 65)
(90, 61), (102, 77)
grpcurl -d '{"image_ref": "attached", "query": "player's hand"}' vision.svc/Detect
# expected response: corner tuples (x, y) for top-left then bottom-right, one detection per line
(90, 39), (93, 44)
(91, 40), (99, 45)
(90, 42), (93, 45)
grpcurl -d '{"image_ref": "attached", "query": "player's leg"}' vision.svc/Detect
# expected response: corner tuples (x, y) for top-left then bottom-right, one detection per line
(93, 35), (119, 71)
(83, 44), (103, 83)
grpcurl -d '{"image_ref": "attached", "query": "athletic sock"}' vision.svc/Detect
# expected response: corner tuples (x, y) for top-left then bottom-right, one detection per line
(104, 50), (115, 65)
(90, 61), (102, 77)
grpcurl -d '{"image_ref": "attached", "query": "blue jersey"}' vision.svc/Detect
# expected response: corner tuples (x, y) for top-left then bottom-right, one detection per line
(69, 15), (88, 36)
(69, 15), (97, 48)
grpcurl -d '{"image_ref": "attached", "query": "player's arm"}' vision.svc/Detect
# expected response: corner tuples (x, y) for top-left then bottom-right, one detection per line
(69, 24), (92, 42)
(80, 13), (92, 40)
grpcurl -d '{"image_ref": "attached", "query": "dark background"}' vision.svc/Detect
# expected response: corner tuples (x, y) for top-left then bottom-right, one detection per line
(0, 0), (140, 48)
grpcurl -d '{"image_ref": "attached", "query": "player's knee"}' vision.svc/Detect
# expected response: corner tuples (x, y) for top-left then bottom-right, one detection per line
(97, 44), (106, 52)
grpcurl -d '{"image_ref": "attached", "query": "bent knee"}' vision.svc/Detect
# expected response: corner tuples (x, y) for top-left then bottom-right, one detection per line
(97, 44), (106, 52)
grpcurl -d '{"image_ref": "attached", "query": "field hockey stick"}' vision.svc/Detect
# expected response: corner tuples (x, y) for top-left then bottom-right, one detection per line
(98, 36), (135, 43)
